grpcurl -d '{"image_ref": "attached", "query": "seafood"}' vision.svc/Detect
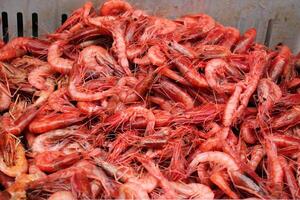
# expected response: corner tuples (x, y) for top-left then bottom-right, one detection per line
(0, 0), (299, 199)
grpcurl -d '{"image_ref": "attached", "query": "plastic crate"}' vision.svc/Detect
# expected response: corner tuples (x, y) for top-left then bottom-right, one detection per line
(1, 0), (300, 52)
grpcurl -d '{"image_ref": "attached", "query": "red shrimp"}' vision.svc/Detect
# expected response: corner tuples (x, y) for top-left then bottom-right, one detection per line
(47, 87), (77, 113)
(170, 181), (214, 199)
(189, 151), (240, 175)
(0, 134), (28, 177)
(210, 171), (239, 199)
(176, 14), (216, 41)
(271, 106), (300, 130)
(0, 82), (11, 112)
(3, 106), (40, 136)
(233, 28), (256, 53)
(78, 45), (124, 76)
(248, 145), (265, 171)
(100, 0), (133, 16)
(268, 45), (291, 81)
(231, 50), (268, 124)
(156, 79), (194, 109)
(265, 139), (284, 197)
(240, 117), (258, 144)
(29, 110), (86, 134)
(104, 106), (155, 135)
(205, 58), (236, 94)
(136, 156), (177, 198)
(48, 191), (75, 200)
(68, 64), (119, 101)
(278, 156), (300, 199)
(87, 16), (132, 75)
(219, 27), (240, 49)
(196, 44), (231, 59)
(257, 78), (282, 113)
(172, 103), (223, 125)
(31, 126), (91, 153)
(166, 41), (197, 59)
(48, 40), (74, 74)
(34, 151), (82, 173)
(0, 37), (49, 61)
(199, 25), (226, 45)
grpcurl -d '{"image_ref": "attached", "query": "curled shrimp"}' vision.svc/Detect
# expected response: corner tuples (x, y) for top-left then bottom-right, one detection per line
(100, 0), (133, 16)
(31, 126), (91, 154)
(0, 37), (49, 61)
(47, 40), (74, 74)
(87, 16), (132, 75)
(0, 134), (28, 177)
(205, 58), (236, 94)
(189, 151), (240, 174)
(78, 45), (124, 76)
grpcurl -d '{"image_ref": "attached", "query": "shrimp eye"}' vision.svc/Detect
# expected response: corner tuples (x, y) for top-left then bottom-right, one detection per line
(133, 18), (137, 21)
(168, 42), (172, 46)
(262, 97), (267, 101)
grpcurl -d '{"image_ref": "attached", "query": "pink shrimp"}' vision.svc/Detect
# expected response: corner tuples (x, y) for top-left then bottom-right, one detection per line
(0, 82), (11, 112)
(278, 156), (300, 199)
(0, 134), (28, 177)
(31, 126), (91, 154)
(268, 45), (291, 82)
(196, 44), (231, 59)
(265, 139), (284, 197)
(68, 64), (119, 101)
(170, 181), (214, 199)
(233, 28), (256, 53)
(248, 145), (265, 171)
(189, 151), (240, 175)
(240, 118), (258, 144)
(0, 37), (49, 61)
(34, 151), (82, 173)
(176, 14), (216, 41)
(3, 106), (40, 136)
(205, 58), (236, 94)
(219, 27), (240, 49)
(210, 171), (239, 199)
(48, 191), (75, 200)
(136, 156), (177, 198)
(47, 40), (74, 74)
(100, 0), (133, 16)
(199, 25), (226, 45)
(104, 106), (155, 135)
(87, 16), (132, 75)
(271, 106), (300, 130)
(78, 45), (124, 76)
(156, 79), (194, 109)
(29, 111), (86, 134)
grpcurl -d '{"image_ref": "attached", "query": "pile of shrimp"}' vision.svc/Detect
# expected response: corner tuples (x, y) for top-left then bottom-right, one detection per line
(1, 0), (300, 199)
